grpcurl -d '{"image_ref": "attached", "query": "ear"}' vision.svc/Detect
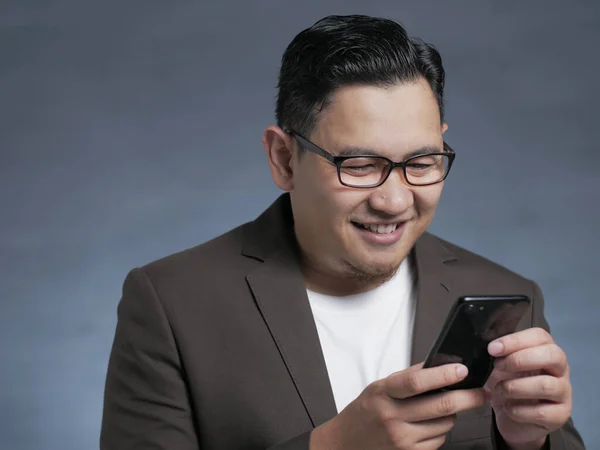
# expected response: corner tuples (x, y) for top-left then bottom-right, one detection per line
(262, 125), (296, 191)
(441, 122), (449, 134)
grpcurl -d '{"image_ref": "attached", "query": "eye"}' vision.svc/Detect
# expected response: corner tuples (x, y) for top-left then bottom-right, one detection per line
(340, 157), (384, 176)
(407, 162), (432, 170)
(344, 164), (375, 172)
(406, 155), (442, 173)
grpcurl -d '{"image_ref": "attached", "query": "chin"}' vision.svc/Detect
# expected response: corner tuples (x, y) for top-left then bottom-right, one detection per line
(346, 254), (403, 282)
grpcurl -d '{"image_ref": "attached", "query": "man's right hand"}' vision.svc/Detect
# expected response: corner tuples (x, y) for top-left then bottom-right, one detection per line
(310, 363), (487, 450)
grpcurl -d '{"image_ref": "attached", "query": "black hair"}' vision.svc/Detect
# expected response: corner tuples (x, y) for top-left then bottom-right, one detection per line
(275, 15), (445, 143)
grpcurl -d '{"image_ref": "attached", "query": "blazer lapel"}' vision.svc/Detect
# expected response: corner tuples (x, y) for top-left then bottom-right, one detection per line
(410, 233), (458, 365)
(243, 194), (338, 427)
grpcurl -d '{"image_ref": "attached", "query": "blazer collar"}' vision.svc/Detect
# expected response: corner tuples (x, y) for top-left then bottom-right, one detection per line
(243, 194), (337, 426)
(241, 193), (297, 263)
(242, 193), (459, 424)
(410, 232), (458, 364)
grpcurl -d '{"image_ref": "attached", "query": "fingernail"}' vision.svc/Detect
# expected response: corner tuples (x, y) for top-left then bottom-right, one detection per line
(488, 341), (504, 356)
(456, 365), (468, 378)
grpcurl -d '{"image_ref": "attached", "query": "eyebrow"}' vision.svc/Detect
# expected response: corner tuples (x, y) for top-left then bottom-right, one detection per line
(335, 145), (444, 159)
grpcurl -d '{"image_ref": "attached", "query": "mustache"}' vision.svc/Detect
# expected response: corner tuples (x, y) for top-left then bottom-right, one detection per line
(352, 207), (412, 224)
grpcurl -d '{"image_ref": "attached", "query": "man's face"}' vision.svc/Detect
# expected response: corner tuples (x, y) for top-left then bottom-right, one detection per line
(288, 79), (448, 293)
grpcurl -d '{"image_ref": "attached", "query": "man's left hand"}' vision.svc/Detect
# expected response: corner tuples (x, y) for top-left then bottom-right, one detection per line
(484, 327), (573, 450)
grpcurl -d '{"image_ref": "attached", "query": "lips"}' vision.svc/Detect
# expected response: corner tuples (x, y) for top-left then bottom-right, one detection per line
(353, 222), (401, 234)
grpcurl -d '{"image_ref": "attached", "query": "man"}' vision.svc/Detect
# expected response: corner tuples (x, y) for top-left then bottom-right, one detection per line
(100, 15), (585, 450)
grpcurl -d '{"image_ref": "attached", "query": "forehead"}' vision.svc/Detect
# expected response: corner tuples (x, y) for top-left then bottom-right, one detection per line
(312, 80), (443, 155)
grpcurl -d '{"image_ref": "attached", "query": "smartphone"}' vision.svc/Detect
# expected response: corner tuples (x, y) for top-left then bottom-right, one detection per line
(423, 295), (531, 392)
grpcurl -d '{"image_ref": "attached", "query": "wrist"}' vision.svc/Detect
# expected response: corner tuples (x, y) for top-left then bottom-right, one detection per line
(309, 418), (341, 450)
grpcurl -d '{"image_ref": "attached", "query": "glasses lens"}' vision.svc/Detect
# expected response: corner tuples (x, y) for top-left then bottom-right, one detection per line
(405, 154), (450, 186)
(339, 157), (389, 187)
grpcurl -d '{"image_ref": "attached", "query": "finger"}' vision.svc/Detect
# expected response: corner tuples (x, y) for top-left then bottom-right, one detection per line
(385, 364), (469, 399)
(410, 434), (448, 450)
(502, 401), (572, 429)
(399, 416), (456, 445)
(488, 327), (553, 357)
(402, 388), (486, 422)
(484, 367), (514, 392)
(413, 434), (448, 450)
(494, 344), (568, 377)
(496, 375), (570, 402)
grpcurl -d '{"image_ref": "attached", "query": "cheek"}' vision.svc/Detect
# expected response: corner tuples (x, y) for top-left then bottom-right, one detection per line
(307, 165), (361, 224)
(414, 186), (443, 214)
(294, 162), (330, 207)
(297, 180), (346, 235)
(313, 193), (366, 245)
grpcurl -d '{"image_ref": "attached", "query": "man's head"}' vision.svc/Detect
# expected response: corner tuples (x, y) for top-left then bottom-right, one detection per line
(262, 15), (451, 295)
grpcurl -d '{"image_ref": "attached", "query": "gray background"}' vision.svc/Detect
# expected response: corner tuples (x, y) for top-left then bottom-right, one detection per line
(1, 1), (598, 449)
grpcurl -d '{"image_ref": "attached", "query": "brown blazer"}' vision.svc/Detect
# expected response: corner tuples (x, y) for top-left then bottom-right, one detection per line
(100, 193), (585, 449)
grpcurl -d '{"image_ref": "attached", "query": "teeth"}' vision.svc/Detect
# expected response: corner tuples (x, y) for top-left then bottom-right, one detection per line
(360, 223), (398, 234)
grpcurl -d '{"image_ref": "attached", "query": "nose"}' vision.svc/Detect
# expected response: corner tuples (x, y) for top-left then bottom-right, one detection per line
(367, 168), (414, 216)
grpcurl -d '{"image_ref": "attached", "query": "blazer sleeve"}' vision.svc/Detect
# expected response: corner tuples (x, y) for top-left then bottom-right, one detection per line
(266, 432), (312, 450)
(100, 268), (199, 450)
(492, 280), (586, 450)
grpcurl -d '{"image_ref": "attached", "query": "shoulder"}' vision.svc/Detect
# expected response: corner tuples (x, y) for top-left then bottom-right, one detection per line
(423, 233), (552, 330)
(130, 220), (257, 298)
(422, 232), (536, 295)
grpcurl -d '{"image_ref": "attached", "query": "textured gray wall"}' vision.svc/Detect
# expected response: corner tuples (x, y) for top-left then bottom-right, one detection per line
(1, 1), (598, 449)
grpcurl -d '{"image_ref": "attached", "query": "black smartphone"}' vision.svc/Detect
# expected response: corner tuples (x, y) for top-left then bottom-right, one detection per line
(423, 295), (531, 392)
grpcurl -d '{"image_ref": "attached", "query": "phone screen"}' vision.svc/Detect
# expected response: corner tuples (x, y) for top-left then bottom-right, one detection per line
(423, 295), (531, 391)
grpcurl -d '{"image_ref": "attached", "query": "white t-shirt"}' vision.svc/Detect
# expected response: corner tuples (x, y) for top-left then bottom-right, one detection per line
(306, 258), (416, 413)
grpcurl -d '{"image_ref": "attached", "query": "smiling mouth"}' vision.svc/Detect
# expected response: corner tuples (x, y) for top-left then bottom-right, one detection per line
(352, 222), (401, 234)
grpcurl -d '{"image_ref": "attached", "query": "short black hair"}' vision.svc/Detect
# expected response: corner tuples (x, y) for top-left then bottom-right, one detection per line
(276, 15), (445, 142)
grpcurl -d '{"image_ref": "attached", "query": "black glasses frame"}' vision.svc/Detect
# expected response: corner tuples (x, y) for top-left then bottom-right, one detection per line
(286, 130), (456, 188)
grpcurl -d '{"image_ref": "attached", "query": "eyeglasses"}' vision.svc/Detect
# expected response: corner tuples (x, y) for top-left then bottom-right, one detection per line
(286, 131), (456, 188)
